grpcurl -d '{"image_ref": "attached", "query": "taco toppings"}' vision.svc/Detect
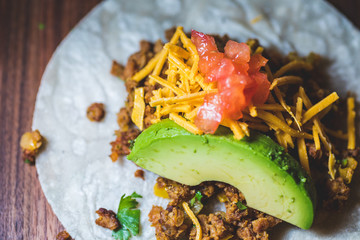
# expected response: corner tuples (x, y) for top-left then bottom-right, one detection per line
(108, 26), (359, 239)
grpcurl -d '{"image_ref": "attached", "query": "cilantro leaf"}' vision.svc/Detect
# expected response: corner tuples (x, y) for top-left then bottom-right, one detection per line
(190, 191), (203, 206)
(236, 201), (247, 210)
(112, 228), (131, 240)
(117, 192), (142, 236)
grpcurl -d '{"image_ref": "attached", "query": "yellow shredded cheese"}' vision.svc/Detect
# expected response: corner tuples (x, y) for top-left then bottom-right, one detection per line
(160, 104), (192, 115)
(255, 104), (290, 112)
(182, 202), (202, 240)
(222, 119), (245, 140)
(347, 97), (356, 150)
(168, 43), (190, 59)
(256, 110), (312, 139)
(152, 45), (170, 77)
(297, 137), (310, 175)
(248, 103), (258, 117)
(132, 53), (161, 82)
(149, 75), (185, 96)
(274, 60), (313, 78)
(312, 125), (321, 151)
(270, 76), (303, 90)
(302, 92), (339, 124)
(273, 86), (302, 130)
(150, 90), (217, 107)
(299, 87), (332, 151)
(295, 97), (303, 123)
(169, 113), (203, 135)
(131, 87), (145, 130)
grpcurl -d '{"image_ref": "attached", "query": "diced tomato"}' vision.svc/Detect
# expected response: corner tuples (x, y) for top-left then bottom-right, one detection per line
(224, 41), (250, 63)
(206, 58), (234, 82)
(191, 30), (218, 56)
(195, 93), (224, 134)
(219, 84), (246, 120)
(232, 61), (249, 75)
(199, 52), (224, 82)
(192, 30), (270, 133)
(248, 54), (268, 74)
(217, 73), (249, 91)
(250, 72), (270, 104)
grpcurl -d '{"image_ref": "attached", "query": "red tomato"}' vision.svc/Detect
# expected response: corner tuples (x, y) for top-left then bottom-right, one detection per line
(191, 30), (218, 56)
(224, 40), (250, 63)
(207, 58), (234, 82)
(248, 54), (268, 74)
(219, 84), (246, 120)
(195, 93), (224, 134)
(192, 30), (270, 132)
(251, 72), (270, 104)
(199, 52), (224, 82)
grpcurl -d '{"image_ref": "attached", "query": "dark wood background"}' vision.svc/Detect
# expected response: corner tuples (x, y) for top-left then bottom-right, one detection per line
(0, 0), (359, 239)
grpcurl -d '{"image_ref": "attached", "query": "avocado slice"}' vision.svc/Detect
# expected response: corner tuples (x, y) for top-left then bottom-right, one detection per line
(128, 119), (316, 229)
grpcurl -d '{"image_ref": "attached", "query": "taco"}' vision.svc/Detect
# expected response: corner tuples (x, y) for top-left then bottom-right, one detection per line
(33, 0), (360, 239)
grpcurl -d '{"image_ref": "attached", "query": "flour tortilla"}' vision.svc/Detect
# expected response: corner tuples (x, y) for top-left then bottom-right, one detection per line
(33, 0), (360, 239)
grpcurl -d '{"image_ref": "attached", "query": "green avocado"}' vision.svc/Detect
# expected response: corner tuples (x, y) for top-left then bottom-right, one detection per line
(128, 119), (316, 229)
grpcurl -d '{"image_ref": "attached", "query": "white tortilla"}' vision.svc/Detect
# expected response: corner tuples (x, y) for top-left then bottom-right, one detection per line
(33, 0), (360, 239)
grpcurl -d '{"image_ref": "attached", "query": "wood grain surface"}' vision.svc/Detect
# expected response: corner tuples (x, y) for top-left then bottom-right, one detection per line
(0, 0), (358, 239)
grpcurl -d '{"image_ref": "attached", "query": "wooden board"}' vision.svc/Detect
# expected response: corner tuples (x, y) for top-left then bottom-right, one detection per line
(0, 0), (358, 239)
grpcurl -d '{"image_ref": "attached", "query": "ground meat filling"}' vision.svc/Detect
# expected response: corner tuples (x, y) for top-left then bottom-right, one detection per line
(86, 103), (105, 122)
(190, 213), (234, 240)
(135, 169), (145, 180)
(149, 178), (281, 240)
(322, 177), (350, 210)
(149, 205), (190, 240)
(95, 208), (121, 230)
(20, 130), (44, 164)
(110, 128), (140, 161)
(56, 231), (74, 240)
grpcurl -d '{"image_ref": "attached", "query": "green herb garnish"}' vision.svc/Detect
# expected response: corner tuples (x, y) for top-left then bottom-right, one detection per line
(112, 192), (142, 240)
(38, 23), (45, 30)
(190, 191), (203, 206)
(24, 159), (31, 164)
(341, 158), (348, 168)
(236, 201), (247, 210)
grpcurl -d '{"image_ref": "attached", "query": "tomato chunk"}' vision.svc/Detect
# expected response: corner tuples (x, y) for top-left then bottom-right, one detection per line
(224, 41), (250, 63)
(191, 30), (218, 56)
(195, 93), (224, 134)
(248, 54), (268, 74)
(250, 72), (270, 104)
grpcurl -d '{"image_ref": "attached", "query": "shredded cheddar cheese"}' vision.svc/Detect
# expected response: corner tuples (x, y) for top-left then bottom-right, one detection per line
(302, 92), (339, 125)
(274, 60), (312, 78)
(270, 76), (303, 90)
(182, 202), (202, 240)
(169, 113), (203, 135)
(347, 97), (356, 150)
(131, 87), (145, 130)
(298, 138), (310, 175)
